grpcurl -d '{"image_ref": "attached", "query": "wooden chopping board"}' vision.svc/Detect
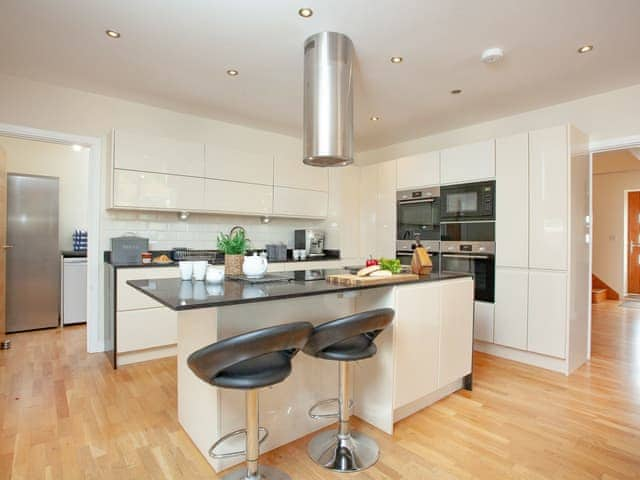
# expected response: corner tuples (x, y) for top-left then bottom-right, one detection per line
(326, 273), (419, 286)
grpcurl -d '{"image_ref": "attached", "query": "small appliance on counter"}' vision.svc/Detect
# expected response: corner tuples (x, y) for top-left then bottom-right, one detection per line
(265, 243), (287, 262)
(294, 229), (325, 257)
(110, 235), (149, 265)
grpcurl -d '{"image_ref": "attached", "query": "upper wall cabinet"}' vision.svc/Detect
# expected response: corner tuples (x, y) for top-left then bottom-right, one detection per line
(496, 133), (529, 268)
(273, 187), (328, 218)
(114, 130), (205, 177)
(440, 140), (495, 185)
(205, 145), (273, 186)
(113, 170), (204, 211)
(529, 125), (568, 271)
(205, 180), (273, 215)
(396, 152), (440, 190)
(274, 152), (329, 192)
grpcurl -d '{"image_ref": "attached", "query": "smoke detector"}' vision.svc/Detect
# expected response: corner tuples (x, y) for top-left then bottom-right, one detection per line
(481, 47), (504, 64)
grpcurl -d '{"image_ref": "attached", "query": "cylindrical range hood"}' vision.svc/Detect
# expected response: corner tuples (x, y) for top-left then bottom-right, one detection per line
(303, 32), (354, 167)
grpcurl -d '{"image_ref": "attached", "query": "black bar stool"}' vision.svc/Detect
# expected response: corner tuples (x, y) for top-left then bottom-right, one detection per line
(303, 307), (395, 472)
(188, 322), (313, 480)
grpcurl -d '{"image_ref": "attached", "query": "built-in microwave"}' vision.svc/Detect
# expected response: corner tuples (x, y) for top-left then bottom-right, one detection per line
(440, 181), (495, 222)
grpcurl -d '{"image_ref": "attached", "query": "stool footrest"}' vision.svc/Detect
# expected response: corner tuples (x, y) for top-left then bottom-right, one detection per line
(208, 426), (269, 459)
(308, 398), (354, 420)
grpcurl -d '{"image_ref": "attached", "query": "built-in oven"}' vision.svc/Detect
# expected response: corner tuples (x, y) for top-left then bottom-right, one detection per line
(441, 242), (495, 302)
(396, 240), (440, 273)
(440, 181), (495, 222)
(397, 187), (440, 242)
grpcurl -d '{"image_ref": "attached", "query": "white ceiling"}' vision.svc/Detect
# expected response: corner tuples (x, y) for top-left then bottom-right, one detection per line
(1, 0), (640, 151)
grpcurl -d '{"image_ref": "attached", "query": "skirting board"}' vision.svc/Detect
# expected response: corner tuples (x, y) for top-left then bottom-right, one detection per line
(394, 379), (464, 423)
(474, 341), (568, 375)
(117, 344), (177, 367)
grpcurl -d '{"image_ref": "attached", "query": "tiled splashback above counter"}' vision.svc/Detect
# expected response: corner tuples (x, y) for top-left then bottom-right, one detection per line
(101, 210), (325, 252)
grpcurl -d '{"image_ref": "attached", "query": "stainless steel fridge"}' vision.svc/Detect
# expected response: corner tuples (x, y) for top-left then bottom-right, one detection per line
(6, 174), (60, 332)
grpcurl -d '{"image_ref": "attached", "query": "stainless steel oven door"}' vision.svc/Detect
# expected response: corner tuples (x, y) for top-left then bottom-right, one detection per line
(397, 190), (440, 242)
(441, 253), (494, 302)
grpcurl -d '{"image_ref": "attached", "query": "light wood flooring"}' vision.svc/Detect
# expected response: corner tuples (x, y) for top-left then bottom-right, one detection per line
(1, 301), (639, 479)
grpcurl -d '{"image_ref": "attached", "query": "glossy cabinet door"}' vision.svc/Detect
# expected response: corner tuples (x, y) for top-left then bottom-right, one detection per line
(113, 169), (204, 211)
(440, 140), (495, 185)
(274, 152), (328, 192)
(205, 145), (273, 186)
(396, 151), (440, 189)
(496, 133), (529, 268)
(359, 164), (378, 259)
(117, 267), (180, 311)
(273, 186), (328, 218)
(117, 307), (177, 352)
(114, 130), (205, 177)
(394, 282), (441, 408)
(529, 125), (568, 270)
(527, 270), (567, 358)
(494, 268), (528, 350)
(376, 160), (398, 258)
(205, 179), (273, 215)
(438, 279), (474, 387)
(473, 301), (494, 343)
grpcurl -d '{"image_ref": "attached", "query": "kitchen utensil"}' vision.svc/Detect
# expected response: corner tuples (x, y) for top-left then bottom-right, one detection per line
(193, 261), (208, 281)
(411, 245), (433, 275)
(326, 273), (419, 286)
(179, 261), (194, 281)
(243, 253), (268, 278)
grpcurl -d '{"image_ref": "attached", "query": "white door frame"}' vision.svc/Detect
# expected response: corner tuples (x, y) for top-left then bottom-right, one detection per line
(0, 122), (103, 353)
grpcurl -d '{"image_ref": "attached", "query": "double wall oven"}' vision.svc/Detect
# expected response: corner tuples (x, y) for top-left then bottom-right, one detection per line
(440, 180), (496, 303)
(396, 187), (440, 272)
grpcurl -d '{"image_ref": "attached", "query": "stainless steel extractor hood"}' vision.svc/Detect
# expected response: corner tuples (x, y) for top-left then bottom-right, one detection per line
(303, 32), (354, 167)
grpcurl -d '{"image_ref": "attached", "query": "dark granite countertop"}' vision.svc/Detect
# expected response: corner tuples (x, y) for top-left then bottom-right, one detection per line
(127, 270), (472, 311)
(61, 250), (87, 258)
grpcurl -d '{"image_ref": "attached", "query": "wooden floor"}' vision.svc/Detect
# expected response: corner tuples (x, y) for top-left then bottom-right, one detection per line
(1, 301), (639, 479)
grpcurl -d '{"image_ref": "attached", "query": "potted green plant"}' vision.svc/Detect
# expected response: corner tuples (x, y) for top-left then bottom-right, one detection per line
(217, 230), (249, 275)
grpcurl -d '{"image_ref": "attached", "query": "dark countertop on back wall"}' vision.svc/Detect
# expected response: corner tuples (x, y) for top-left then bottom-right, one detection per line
(61, 250), (87, 258)
(104, 249), (341, 268)
(127, 270), (472, 311)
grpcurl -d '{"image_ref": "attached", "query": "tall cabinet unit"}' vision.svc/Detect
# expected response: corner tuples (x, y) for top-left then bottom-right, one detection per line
(483, 125), (590, 374)
(359, 160), (397, 259)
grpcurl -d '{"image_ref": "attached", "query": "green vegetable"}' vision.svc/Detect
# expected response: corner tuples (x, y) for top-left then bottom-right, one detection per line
(378, 257), (402, 274)
(217, 230), (250, 255)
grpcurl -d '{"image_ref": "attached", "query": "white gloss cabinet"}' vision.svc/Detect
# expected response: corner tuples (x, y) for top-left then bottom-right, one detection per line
(273, 187), (328, 218)
(205, 145), (273, 186)
(496, 133), (529, 268)
(274, 152), (328, 192)
(113, 169), (204, 211)
(393, 283), (441, 408)
(114, 130), (205, 177)
(494, 268), (528, 350)
(527, 270), (567, 358)
(376, 160), (397, 258)
(205, 179), (273, 215)
(529, 125), (568, 270)
(440, 140), (495, 185)
(473, 301), (494, 343)
(396, 152), (440, 189)
(438, 279), (474, 387)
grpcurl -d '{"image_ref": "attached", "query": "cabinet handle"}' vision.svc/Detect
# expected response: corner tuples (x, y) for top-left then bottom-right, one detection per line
(442, 254), (490, 260)
(2, 245), (13, 249)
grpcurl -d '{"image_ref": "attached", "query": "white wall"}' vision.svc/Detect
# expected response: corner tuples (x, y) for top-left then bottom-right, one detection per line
(592, 150), (640, 296)
(0, 136), (89, 250)
(359, 83), (640, 164)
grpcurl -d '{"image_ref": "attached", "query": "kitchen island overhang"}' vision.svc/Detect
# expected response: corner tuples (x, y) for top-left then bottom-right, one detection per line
(128, 271), (474, 473)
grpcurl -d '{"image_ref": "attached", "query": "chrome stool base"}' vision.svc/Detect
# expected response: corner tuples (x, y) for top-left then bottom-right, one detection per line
(221, 464), (291, 480)
(308, 429), (379, 472)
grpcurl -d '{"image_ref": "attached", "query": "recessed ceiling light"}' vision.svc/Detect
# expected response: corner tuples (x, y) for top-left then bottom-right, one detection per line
(298, 7), (313, 18)
(226, 69), (239, 77)
(370, 115), (381, 121)
(481, 47), (504, 64)
(71, 144), (83, 152)
(450, 89), (462, 95)
(390, 56), (403, 64)
(105, 29), (121, 39)
(577, 44), (594, 54)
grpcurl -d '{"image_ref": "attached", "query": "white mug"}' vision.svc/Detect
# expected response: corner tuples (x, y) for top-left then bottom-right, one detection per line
(206, 265), (225, 283)
(192, 261), (208, 281)
(179, 261), (194, 281)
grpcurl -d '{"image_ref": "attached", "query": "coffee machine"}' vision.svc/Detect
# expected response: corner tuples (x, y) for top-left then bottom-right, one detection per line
(294, 229), (325, 257)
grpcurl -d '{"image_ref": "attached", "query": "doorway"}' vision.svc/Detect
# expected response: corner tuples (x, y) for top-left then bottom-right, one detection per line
(626, 191), (640, 296)
(0, 123), (102, 353)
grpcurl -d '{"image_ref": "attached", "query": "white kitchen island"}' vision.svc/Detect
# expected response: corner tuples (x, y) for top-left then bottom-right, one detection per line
(129, 272), (474, 473)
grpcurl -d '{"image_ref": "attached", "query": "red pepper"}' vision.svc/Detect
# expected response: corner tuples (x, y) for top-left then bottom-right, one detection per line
(365, 256), (379, 267)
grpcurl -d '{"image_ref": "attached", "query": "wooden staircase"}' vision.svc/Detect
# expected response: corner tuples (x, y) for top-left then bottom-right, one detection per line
(592, 274), (619, 303)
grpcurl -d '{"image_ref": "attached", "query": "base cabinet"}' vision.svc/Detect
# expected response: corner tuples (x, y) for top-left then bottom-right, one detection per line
(527, 270), (567, 358)
(439, 280), (474, 387)
(473, 301), (495, 343)
(494, 269), (528, 350)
